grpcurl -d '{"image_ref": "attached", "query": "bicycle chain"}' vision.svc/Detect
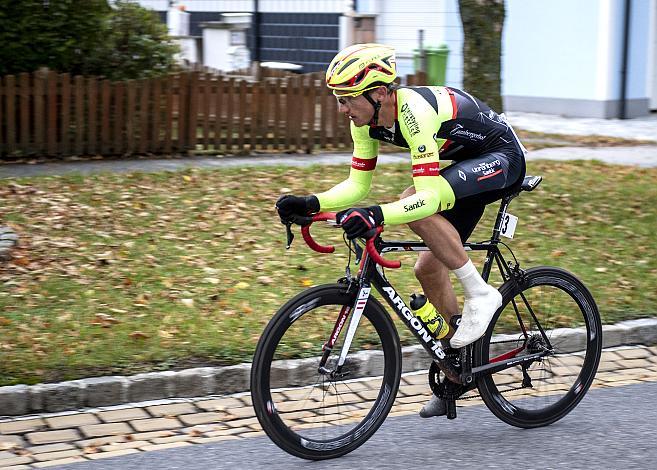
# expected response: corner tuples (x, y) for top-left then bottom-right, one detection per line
(429, 344), (532, 401)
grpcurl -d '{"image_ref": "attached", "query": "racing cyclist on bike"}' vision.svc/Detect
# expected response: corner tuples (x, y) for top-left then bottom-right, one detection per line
(276, 43), (526, 418)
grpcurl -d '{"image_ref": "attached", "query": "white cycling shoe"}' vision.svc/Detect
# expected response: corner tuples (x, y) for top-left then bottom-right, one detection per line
(419, 395), (447, 418)
(449, 285), (502, 349)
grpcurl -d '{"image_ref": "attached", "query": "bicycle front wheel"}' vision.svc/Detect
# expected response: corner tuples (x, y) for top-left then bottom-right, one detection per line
(474, 266), (602, 428)
(251, 283), (401, 460)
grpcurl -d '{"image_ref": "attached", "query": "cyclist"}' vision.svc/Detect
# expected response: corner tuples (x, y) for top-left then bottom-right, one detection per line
(276, 43), (526, 418)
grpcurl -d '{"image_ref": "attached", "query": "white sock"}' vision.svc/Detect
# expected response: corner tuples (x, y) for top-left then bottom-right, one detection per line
(452, 259), (489, 299)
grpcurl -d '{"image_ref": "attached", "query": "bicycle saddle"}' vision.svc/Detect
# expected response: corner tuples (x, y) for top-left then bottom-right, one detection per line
(521, 175), (542, 192)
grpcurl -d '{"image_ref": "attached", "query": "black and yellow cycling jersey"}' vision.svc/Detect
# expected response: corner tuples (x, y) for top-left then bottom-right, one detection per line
(315, 86), (526, 227)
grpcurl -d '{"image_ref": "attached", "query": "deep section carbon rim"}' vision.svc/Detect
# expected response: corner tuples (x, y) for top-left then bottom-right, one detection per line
(251, 284), (401, 459)
(476, 267), (601, 427)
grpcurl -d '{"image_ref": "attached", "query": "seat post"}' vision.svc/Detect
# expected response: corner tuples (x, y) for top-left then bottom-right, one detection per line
(491, 194), (516, 243)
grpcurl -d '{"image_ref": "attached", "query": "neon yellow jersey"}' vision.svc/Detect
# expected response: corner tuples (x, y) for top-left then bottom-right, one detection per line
(315, 86), (457, 225)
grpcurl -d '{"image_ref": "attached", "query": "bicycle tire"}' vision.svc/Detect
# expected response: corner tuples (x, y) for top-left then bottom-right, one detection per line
(474, 266), (602, 428)
(251, 283), (401, 460)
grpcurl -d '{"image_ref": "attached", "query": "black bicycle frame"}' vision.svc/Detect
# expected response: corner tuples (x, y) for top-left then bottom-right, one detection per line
(349, 192), (552, 385)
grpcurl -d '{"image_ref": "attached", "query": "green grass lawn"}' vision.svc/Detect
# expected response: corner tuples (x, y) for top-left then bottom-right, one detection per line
(1, 160), (656, 386)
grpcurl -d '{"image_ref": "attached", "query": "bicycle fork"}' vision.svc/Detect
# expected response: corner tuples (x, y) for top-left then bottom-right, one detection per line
(317, 285), (370, 378)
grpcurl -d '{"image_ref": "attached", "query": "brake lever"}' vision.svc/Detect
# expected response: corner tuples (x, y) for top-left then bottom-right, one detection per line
(352, 239), (363, 263)
(285, 222), (294, 249)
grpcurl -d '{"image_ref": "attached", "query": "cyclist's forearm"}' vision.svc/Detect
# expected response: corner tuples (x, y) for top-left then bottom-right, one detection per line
(381, 175), (455, 225)
(315, 166), (374, 211)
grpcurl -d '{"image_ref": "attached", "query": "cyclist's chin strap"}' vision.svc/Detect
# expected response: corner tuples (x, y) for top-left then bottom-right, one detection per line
(364, 92), (382, 126)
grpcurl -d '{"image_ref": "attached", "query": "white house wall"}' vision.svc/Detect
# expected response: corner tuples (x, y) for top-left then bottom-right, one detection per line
(503, 0), (651, 118)
(137, 0), (345, 13)
(373, 0), (463, 87)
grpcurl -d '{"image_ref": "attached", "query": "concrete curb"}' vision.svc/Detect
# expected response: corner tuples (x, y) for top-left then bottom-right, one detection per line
(1, 318), (656, 417)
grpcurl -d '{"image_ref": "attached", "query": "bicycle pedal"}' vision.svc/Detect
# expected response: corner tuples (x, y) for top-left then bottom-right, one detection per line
(446, 399), (457, 420)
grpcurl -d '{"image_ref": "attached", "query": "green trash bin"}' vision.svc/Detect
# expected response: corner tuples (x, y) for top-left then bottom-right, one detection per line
(413, 45), (449, 85)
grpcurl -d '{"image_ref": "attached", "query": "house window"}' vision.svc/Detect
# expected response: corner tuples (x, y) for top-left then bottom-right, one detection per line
(231, 31), (246, 46)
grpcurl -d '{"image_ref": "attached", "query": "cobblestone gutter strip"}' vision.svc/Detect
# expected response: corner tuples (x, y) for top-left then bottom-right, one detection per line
(0, 345), (656, 469)
(1, 318), (656, 417)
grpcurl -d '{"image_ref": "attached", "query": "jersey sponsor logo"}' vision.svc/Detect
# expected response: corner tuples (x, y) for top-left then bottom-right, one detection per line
(471, 159), (501, 174)
(418, 145), (426, 152)
(400, 103), (420, 136)
(351, 156), (377, 171)
(412, 162), (440, 177)
(404, 199), (426, 212)
(458, 169), (467, 181)
(477, 169), (503, 181)
(450, 123), (485, 141)
(412, 151), (434, 160)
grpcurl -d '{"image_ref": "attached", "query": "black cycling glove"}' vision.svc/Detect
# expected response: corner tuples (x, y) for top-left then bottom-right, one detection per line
(275, 195), (320, 223)
(336, 206), (384, 240)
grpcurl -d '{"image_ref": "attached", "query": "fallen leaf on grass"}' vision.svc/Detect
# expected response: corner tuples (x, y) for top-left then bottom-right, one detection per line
(129, 331), (149, 340)
(594, 267), (608, 273)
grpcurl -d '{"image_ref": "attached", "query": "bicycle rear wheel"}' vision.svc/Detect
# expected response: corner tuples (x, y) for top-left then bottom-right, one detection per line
(474, 266), (602, 428)
(251, 283), (401, 460)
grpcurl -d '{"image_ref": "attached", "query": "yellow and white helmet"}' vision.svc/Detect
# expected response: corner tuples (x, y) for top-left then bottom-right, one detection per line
(326, 43), (396, 97)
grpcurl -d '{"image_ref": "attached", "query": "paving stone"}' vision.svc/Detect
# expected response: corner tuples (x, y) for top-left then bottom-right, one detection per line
(0, 385), (30, 416)
(130, 417), (182, 433)
(45, 413), (100, 430)
(26, 429), (81, 445)
(224, 417), (259, 428)
(98, 408), (150, 423)
(402, 346), (432, 373)
(126, 372), (176, 402)
(122, 430), (177, 441)
(0, 418), (46, 435)
(212, 364), (250, 394)
(178, 412), (225, 426)
(0, 435), (26, 448)
(32, 457), (86, 468)
(33, 449), (84, 462)
(195, 398), (243, 412)
(146, 403), (197, 417)
(190, 435), (239, 444)
(25, 443), (76, 455)
(171, 368), (216, 398)
(401, 373), (429, 386)
(80, 422), (132, 439)
(85, 448), (139, 460)
(601, 324), (631, 348)
(239, 431), (265, 438)
(80, 377), (127, 407)
(139, 441), (191, 452)
(30, 382), (85, 413)
(615, 347), (653, 360)
(617, 319), (657, 345)
(223, 406), (254, 419)
(0, 455), (34, 466)
(74, 436), (126, 449)
(618, 358), (653, 369)
(149, 435), (195, 445)
(99, 440), (149, 452)
(205, 427), (251, 437)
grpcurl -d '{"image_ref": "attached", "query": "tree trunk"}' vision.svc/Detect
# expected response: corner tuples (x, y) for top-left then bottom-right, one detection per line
(458, 0), (505, 111)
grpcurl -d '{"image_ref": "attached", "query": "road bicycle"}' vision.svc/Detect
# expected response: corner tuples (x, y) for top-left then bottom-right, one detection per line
(251, 175), (602, 460)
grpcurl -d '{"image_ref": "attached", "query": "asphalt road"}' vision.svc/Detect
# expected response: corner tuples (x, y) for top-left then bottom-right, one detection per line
(51, 382), (657, 470)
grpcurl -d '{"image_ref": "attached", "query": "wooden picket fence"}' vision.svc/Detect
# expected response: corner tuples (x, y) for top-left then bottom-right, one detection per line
(0, 69), (427, 159)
